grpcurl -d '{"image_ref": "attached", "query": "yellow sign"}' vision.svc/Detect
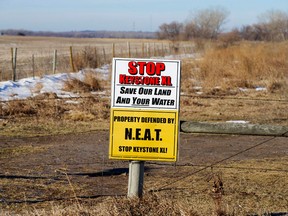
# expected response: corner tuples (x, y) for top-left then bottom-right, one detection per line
(109, 109), (179, 161)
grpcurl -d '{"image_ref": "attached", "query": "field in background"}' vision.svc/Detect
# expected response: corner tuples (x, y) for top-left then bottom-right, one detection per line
(1, 36), (287, 97)
(0, 36), (193, 81)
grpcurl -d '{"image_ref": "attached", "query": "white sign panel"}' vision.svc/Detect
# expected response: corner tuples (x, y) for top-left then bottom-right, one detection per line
(111, 58), (181, 110)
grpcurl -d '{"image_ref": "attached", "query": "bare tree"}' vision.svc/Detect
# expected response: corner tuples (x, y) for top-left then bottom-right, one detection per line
(258, 9), (288, 41)
(183, 21), (199, 40)
(157, 21), (183, 41)
(240, 24), (270, 41)
(185, 7), (229, 39)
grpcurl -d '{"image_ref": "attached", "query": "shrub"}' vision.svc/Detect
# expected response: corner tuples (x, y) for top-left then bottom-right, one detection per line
(63, 72), (103, 93)
(73, 46), (98, 71)
(194, 42), (288, 93)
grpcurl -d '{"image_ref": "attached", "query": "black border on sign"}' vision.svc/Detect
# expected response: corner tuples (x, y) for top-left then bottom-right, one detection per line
(112, 58), (181, 110)
(109, 109), (179, 161)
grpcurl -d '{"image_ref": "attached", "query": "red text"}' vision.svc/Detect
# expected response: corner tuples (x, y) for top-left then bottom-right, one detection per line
(128, 61), (165, 76)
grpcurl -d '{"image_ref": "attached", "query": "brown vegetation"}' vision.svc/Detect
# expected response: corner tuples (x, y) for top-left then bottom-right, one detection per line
(0, 37), (288, 215)
(1, 155), (287, 215)
(181, 41), (288, 97)
(1, 39), (288, 138)
(73, 47), (99, 71)
(63, 73), (103, 93)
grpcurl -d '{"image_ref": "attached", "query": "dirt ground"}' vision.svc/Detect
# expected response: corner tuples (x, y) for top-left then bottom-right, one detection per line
(0, 130), (287, 214)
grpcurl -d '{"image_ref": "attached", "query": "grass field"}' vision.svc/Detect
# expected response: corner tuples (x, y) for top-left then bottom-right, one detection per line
(0, 36), (288, 215)
(1, 37), (287, 137)
(0, 36), (190, 80)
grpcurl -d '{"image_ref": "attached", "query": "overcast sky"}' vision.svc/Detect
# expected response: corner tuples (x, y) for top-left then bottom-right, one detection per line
(0, 0), (287, 32)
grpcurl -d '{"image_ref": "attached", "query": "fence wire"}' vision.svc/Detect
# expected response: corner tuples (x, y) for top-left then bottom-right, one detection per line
(0, 128), (287, 204)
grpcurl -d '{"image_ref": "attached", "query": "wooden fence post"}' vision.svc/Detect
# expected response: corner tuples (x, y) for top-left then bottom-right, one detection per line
(103, 47), (106, 63)
(69, 46), (76, 72)
(11, 48), (13, 74)
(147, 43), (150, 57)
(0, 64), (2, 81)
(11, 48), (17, 81)
(142, 43), (144, 58)
(120, 46), (123, 57)
(53, 49), (57, 74)
(112, 43), (115, 58)
(94, 47), (98, 68)
(32, 54), (35, 79)
(127, 42), (131, 58)
(1, 59), (5, 81)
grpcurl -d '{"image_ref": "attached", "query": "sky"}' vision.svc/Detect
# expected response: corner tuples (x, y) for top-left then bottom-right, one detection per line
(0, 0), (287, 32)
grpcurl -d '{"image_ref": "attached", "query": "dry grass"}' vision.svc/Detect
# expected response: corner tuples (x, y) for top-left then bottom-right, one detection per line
(1, 37), (288, 216)
(1, 40), (288, 138)
(0, 69), (109, 136)
(0, 118), (109, 137)
(149, 157), (288, 216)
(183, 42), (288, 96)
(180, 96), (288, 125)
(0, 95), (110, 137)
(0, 145), (48, 158)
(1, 157), (287, 216)
(0, 194), (199, 216)
(73, 46), (99, 71)
(179, 41), (288, 125)
(1, 195), (198, 216)
(63, 72), (103, 93)
(103, 193), (198, 216)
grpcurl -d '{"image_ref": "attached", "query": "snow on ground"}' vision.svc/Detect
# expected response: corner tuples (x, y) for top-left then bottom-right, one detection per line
(0, 59), (267, 102)
(0, 64), (110, 101)
(0, 60), (269, 125)
(226, 120), (250, 124)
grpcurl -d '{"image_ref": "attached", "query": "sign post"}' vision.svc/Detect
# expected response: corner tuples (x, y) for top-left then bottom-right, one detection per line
(128, 160), (144, 197)
(109, 58), (181, 197)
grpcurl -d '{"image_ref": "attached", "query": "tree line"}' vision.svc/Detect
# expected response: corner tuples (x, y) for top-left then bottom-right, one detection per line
(156, 7), (288, 42)
(0, 30), (156, 39)
(2, 7), (287, 42)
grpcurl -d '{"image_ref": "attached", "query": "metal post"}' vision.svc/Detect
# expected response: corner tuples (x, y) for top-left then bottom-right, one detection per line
(128, 161), (144, 198)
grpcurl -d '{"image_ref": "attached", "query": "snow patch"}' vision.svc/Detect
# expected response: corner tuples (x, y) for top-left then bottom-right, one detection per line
(226, 120), (250, 124)
(0, 65), (110, 101)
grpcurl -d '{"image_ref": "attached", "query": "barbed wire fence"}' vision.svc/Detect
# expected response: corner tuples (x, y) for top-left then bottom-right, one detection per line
(0, 128), (287, 204)
(0, 41), (194, 81)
